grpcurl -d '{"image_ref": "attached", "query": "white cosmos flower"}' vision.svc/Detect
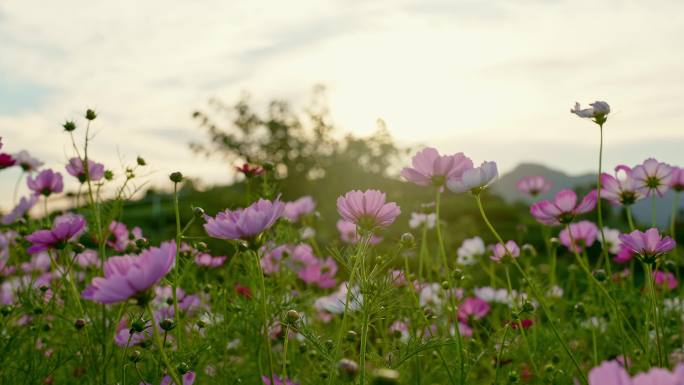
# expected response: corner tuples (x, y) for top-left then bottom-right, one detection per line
(571, 101), (610, 119)
(599, 227), (622, 254)
(456, 236), (485, 266)
(409, 212), (436, 229)
(447, 161), (498, 193)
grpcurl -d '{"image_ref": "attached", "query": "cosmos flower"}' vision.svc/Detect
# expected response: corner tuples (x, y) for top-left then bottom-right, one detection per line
(282, 196), (316, 222)
(65, 157), (105, 183)
(530, 189), (597, 225)
(0, 153), (14, 169)
(653, 271), (678, 290)
(13, 150), (43, 172)
(559, 220), (598, 253)
(588, 360), (684, 385)
(671, 166), (684, 192)
(336, 220), (382, 245)
(336, 189), (400, 230)
(458, 297), (490, 322)
(408, 212), (436, 229)
(204, 198), (285, 241)
(516, 176), (553, 197)
(571, 101), (610, 121)
(401, 147), (473, 187)
(1, 195), (39, 225)
(82, 241), (176, 304)
(108, 220), (144, 252)
(456, 236), (485, 266)
(600, 165), (644, 206)
(446, 161), (498, 194)
(27, 169), (64, 196)
(489, 240), (520, 263)
(631, 158), (672, 197)
(599, 227), (622, 255)
(25, 213), (87, 253)
(194, 252), (227, 268)
(236, 163), (264, 177)
(618, 228), (675, 261)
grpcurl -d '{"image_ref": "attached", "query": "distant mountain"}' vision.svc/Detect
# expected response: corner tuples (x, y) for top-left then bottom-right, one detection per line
(491, 163), (680, 228)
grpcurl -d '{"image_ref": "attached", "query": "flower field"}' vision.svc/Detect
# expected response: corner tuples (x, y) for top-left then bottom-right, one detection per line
(1, 102), (684, 384)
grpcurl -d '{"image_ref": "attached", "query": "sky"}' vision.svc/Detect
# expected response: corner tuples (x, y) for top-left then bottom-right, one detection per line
(2, 0), (684, 208)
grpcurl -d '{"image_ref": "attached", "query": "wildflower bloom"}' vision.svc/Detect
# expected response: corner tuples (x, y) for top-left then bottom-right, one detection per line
(654, 270), (678, 290)
(600, 165), (644, 206)
(599, 227), (622, 254)
(27, 169), (64, 196)
(1, 195), (39, 225)
(282, 196), (316, 222)
(559, 221), (599, 253)
(408, 212), (436, 229)
(530, 189), (597, 225)
(671, 166), (684, 191)
(458, 297), (490, 322)
(588, 360), (684, 385)
(446, 161), (498, 194)
(490, 240), (520, 263)
(236, 163), (264, 177)
(298, 256), (337, 289)
(25, 213), (87, 253)
(13, 150), (43, 172)
(571, 101), (610, 123)
(65, 157), (105, 183)
(204, 198), (285, 241)
(336, 220), (382, 244)
(336, 189), (400, 230)
(108, 220), (143, 252)
(194, 252), (227, 268)
(631, 158), (672, 197)
(516, 175), (552, 197)
(613, 244), (635, 264)
(618, 228), (675, 262)
(456, 236), (485, 266)
(401, 147), (473, 187)
(0, 153), (14, 169)
(82, 241), (176, 304)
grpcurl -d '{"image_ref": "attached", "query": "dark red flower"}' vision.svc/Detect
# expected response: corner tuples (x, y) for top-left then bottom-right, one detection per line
(508, 319), (534, 329)
(236, 163), (264, 177)
(235, 283), (252, 299)
(0, 153), (15, 169)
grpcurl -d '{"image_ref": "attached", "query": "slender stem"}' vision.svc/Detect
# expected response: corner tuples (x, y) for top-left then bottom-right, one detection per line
(146, 303), (182, 385)
(419, 220), (429, 281)
(282, 324), (290, 378)
(494, 325), (510, 385)
(652, 194), (657, 228)
(671, 192), (680, 258)
(253, 250), (276, 385)
(172, 182), (182, 351)
(359, 311), (369, 385)
(12, 172), (23, 205)
(626, 206), (636, 231)
(596, 123), (611, 276)
(644, 263), (664, 367)
(475, 195), (587, 385)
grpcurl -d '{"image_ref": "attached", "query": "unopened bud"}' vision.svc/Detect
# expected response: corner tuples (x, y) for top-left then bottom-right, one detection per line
(286, 310), (300, 323)
(593, 269), (608, 282)
(85, 109), (97, 120)
(136, 156), (146, 166)
(63, 120), (77, 132)
(74, 319), (86, 330)
(159, 318), (176, 331)
(338, 358), (359, 378)
(128, 350), (143, 363)
(131, 318), (146, 333)
(193, 207), (205, 218)
(169, 172), (183, 183)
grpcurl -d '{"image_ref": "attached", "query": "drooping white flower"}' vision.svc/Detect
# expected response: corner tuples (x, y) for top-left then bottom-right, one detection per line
(571, 101), (610, 119)
(447, 161), (498, 193)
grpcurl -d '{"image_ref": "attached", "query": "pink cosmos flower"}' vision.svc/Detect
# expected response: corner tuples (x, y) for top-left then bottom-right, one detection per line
(75, 250), (99, 268)
(1, 195), (38, 225)
(298, 257), (337, 289)
(670, 166), (684, 192)
(25, 213), (87, 253)
(618, 228), (675, 261)
(65, 157), (105, 183)
(458, 297), (491, 322)
(600, 165), (644, 206)
(516, 176), (552, 197)
(13, 150), (43, 172)
(631, 158), (672, 197)
(260, 244), (290, 274)
(27, 169), (63, 196)
(336, 220), (382, 244)
(108, 221), (143, 252)
(282, 196), (316, 222)
(154, 286), (204, 318)
(559, 220), (598, 253)
(0, 153), (14, 169)
(82, 241), (176, 304)
(571, 101), (610, 120)
(194, 252), (227, 268)
(530, 189), (597, 225)
(204, 198), (285, 241)
(489, 240), (520, 263)
(401, 147), (473, 187)
(654, 270), (678, 290)
(261, 375), (299, 385)
(446, 161), (498, 194)
(588, 360), (684, 385)
(336, 189), (400, 230)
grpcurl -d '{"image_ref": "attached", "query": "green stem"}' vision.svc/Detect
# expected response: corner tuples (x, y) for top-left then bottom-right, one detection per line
(671, 192), (680, 258)
(494, 326), (510, 385)
(253, 250), (276, 385)
(651, 194), (657, 228)
(172, 182), (182, 351)
(596, 123), (611, 277)
(475, 195), (587, 385)
(626, 206), (636, 231)
(282, 325), (290, 378)
(359, 312), (369, 385)
(644, 263), (664, 367)
(146, 303), (182, 385)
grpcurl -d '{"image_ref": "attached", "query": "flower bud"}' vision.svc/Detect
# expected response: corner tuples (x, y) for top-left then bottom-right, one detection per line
(135, 238), (149, 249)
(131, 318), (146, 333)
(193, 206), (205, 218)
(521, 301), (535, 314)
(85, 109), (97, 120)
(104, 170), (114, 181)
(338, 358), (359, 378)
(593, 269), (608, 282)
(136, 156), (146, 166)
(128, 350), (143, 363)
(63, 120), (77, 132)
(177, 362), (190, 375)
(72, 243), (86, 254)
(1, 305), (14, 317)
(286, 310), (300, 323)
(159, 318), (176, 331)
(441, 281), (449, 290)
(169, 172), (183, 183)
(372, 368), (400, 385)
(508, 370), (520, 383)
(573, 302), (586, 317)
(262, 161), (275, 171)
(400, 232), (415, 247)
(74, 319), (86, 330)
(196, 319), (207, 329)
(346, 330), (358, 342)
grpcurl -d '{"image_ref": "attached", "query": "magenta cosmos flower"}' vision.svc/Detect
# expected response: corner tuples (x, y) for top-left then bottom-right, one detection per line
(204, 198), (285, 241)
(654, 270), (678, 290)
(618, 228), (675, 262)
(282, 196), (316, 222)
(489, 240), (520, 263)
(559, 220), (598, 253)
(401, 147), (473, 187)
(670, 166), (684, 192)
(82, 241), (176, 304)
(588, 360), (684, 385)
(530, 189), (597, 225)
(65, 157), (105, 183)
(600, 165), (644, 206)
(2, 195), (38, 225)
(631, 158), (672, 197)
(27, 169), (64, 196)
(336, 189), (400, 230)
(0, 153), (14, 170)
(458, 297), (491, 322)
(516, 175), (552, 197)
(25, 213), (87, 253)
